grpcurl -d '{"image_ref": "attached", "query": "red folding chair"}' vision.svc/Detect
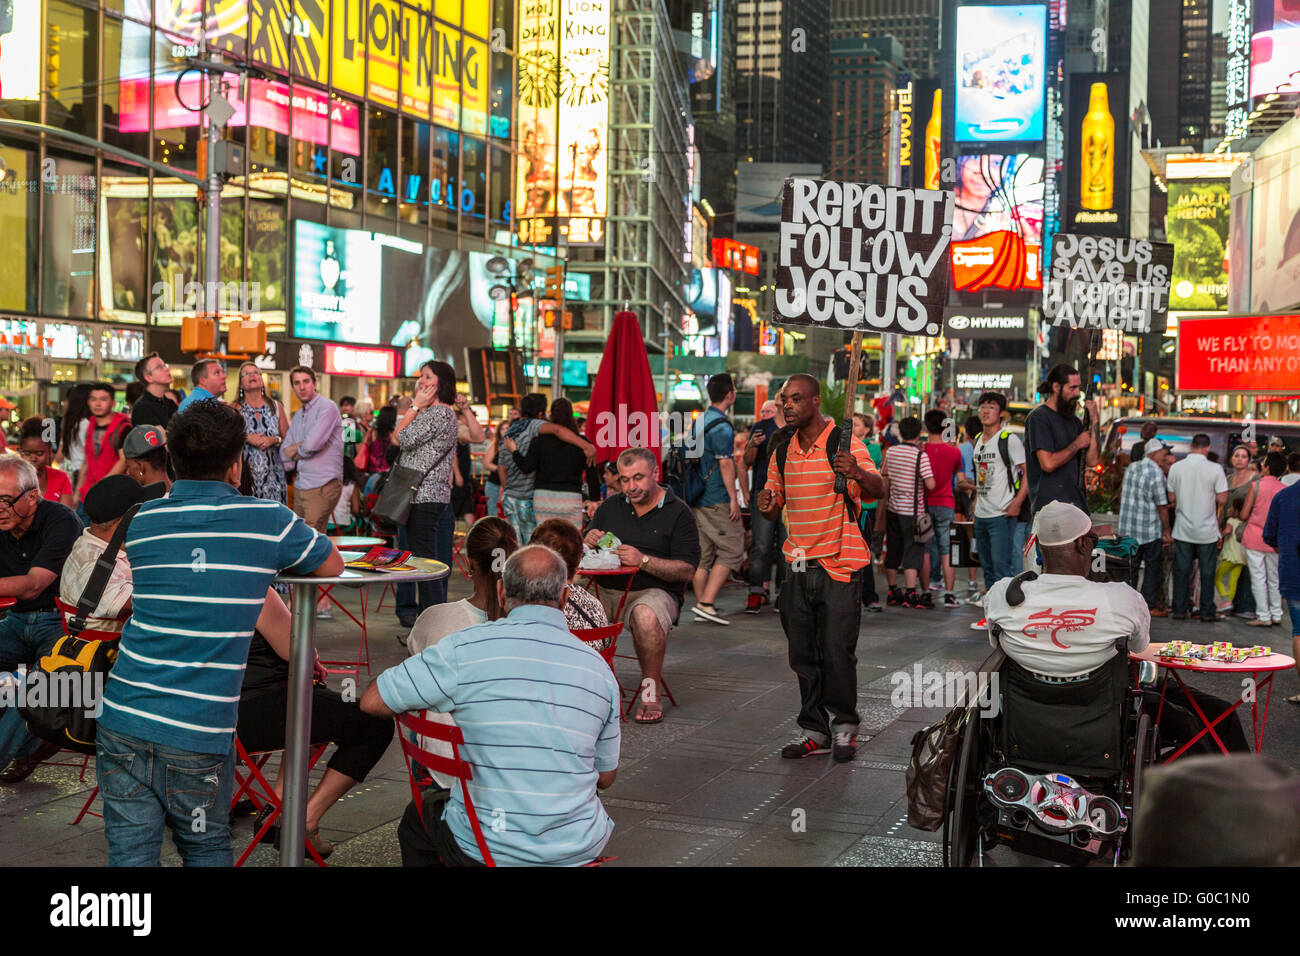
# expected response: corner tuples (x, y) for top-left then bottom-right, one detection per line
(231, 737), (331, 867)
(571, 623), (621, 670)
(452, 531), (472, 581)
(396, 709), (497, 866)
(572, 624), (624, 721)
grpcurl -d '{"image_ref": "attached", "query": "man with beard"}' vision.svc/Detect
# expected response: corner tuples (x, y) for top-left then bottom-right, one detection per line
(1024, 365), (1099, 516)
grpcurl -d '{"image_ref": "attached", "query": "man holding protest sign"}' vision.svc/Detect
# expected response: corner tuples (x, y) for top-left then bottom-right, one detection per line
(768, 175), (953, 762)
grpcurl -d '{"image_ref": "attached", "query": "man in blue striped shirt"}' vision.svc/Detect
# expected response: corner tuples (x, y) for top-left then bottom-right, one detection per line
(363, 545), (621, 866)
(97, 401), (342, 866)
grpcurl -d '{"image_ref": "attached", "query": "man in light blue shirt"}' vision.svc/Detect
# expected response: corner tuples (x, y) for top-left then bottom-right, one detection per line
(177, 358), (226, 411)
(282, 365), (344, 535)
(363, 545), (621, 866)
(690, 373), (740, 625)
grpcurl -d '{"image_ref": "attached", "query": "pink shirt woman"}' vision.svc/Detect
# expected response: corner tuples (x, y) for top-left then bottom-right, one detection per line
(1242, 475), (1283, 553)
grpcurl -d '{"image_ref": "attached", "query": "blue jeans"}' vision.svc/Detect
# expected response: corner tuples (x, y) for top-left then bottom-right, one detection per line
(973, 515), (1018, 591)
(1173, 538), (1219, 620)
(747, 507), (787, 594)
(407, 501), (450, 612)
(1287, 600), (1300, 638)
(925, 506), (955, 585)
(484, 481), (501, 519)
(96, 725), (236, 867)
(395, 523), (418, 623)
(1131, 538), (1165, 609)
(0, 609), (66, 767)
(1015, 520), (1032, 571)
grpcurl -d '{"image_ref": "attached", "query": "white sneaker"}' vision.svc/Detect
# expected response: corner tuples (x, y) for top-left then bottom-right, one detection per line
(970, 618), (987, 631)
(692, 603), (730, 625)
(965, 590), (985, 606)
(316, 607), (334, 621)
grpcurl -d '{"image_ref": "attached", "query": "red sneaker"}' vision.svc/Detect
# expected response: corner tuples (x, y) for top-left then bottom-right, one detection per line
(745, 593), (763, 614)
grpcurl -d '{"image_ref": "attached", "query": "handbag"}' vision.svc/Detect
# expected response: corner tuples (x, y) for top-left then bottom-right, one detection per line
(371, 435), (456, 528)
(19, 503), (141, 754)
(913, 447), (934, 543)
(905, 703), (970, 830)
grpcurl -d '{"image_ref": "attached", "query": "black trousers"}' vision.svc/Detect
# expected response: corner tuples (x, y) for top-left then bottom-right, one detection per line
(779, 562), (863, 739)
(237, 683), (394, 782)
(1146, 688), (1252, 755)
(397, 787), (485, 867)
(1129, 538), (1165, 609)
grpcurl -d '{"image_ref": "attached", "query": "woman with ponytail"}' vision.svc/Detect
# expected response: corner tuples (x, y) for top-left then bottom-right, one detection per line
(407, 516), (519, 655)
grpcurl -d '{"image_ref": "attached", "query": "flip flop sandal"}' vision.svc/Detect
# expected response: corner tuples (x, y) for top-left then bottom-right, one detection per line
(634, 699), (664, 723)
(1285, 695), (1300, 706)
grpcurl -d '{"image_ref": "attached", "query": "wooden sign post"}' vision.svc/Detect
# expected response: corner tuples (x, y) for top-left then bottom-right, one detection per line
(835, 331), (864, 495)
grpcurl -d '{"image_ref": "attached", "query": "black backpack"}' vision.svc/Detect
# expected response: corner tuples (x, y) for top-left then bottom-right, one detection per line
(771, 424), (860, 523)
(993, 428), (1030, 522)
(665, 416), (730, 507)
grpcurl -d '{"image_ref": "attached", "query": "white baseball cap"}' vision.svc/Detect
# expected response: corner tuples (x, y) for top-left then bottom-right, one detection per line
(1032, 501), (1093, 546)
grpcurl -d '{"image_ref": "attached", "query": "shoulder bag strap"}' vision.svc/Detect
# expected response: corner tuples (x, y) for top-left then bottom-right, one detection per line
(69, 502), (142, 637)
(913, 446), (926, 517)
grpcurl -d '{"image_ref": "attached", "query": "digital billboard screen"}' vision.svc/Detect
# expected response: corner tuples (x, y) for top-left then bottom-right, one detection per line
(515, 0), (610, 248)
(292, 220), (498, 376)
(1167, 180), (1230, 311)
(901, 79), (942, 189)
(950, 154), (1043, 291)
(1063, 73), (1130, 236)
(954, 4), (1047, 143)
(1250, 0), (1300, 98)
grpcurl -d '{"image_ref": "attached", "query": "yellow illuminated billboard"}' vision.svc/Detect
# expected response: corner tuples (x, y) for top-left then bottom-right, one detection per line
(249, 0), (291, 73)
(367, 0), (401, 109)
(402, 1), (434, 118)
(461, 33), (489, 135)
(557, 0), (609, 242)
(292, 0), (330, 86)
(432, 20), (462, 127)
(464, 0), (490, 39)
(516, 0), (560, 246)
(331, 0), (367, 98)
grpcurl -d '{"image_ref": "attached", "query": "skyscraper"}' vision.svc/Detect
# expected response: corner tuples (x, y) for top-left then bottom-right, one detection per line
(827, 36), (903, 184)
(735, 0), (830, 164)
(830, 0), (942, 78)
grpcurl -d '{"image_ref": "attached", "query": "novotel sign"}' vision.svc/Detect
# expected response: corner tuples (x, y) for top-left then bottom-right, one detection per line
(324, 344), (398, 379)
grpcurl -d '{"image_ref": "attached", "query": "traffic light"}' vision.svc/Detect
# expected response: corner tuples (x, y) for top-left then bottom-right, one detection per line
(544, 264), (564, 299)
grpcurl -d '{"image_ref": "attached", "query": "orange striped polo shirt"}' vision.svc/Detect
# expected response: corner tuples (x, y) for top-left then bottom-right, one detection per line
(764, 421), (878, 582)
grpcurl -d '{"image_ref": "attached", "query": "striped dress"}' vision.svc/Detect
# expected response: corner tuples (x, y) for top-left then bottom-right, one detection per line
(99, 480), (333, 755)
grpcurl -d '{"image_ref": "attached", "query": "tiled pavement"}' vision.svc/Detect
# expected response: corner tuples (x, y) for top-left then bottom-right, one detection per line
(2, 571), (1296, 867)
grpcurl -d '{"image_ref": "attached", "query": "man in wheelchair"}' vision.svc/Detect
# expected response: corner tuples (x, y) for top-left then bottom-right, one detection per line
(957, 502), (1250, 864)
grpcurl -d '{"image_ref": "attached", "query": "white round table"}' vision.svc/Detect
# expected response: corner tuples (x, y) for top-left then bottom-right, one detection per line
(273, 557), (449, 867)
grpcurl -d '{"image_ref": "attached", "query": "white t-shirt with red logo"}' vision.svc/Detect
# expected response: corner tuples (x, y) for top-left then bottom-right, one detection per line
(984, 573), (1150, 678)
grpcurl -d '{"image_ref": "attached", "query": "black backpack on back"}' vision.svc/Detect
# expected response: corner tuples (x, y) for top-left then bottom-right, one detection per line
(771, 424), (860, 523)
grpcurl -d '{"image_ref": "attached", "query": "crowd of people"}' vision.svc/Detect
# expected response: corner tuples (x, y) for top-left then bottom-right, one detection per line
(0, 352), (1296, 868)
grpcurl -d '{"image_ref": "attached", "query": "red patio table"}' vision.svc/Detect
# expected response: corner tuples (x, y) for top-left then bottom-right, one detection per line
(1130, 642), (1296, 761)
(576, 565), (640, 621)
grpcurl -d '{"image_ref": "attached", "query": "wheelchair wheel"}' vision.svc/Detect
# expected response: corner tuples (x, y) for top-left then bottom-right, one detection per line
(941, 707), (981, 867)
(1130, 712), (1154, 818)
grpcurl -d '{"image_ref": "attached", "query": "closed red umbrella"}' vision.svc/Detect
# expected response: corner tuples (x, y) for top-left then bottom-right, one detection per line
(585, 310), (662, 476)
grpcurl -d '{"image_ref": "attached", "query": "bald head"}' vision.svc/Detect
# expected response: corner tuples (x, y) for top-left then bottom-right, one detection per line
(500, 544), (570, 612)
